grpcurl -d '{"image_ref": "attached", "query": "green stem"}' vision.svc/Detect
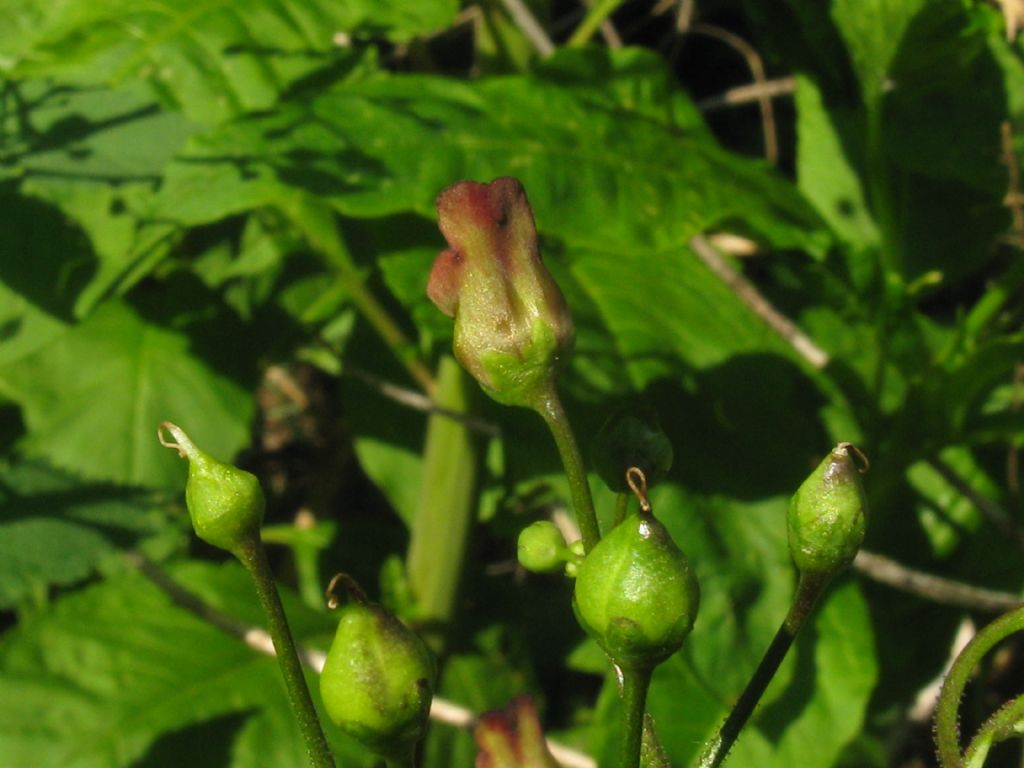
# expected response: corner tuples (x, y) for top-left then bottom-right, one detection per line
(620, 667), (653, 768)
(963, 695), (1024, 768)
(614, 491), (629, 527)
(696, 573), (830, 768)
(237, 538), (335, 768)
(567, 0), (624, 47)
(536, 388), (600, 552)
(406, 356), (482, 652)
(283, 196), (436, 396)
(935, 604), (1024, 768)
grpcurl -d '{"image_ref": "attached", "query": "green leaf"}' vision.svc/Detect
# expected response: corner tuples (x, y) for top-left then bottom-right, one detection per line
(0, 560), (374, 768)
(0, 460), (171, 608)
(0, 0), (456, 123)
(2, 81), (197, 313)
(794, 75), (880, 252)
(157, 68), (828, 380)
(831, 0), (928, 107)
(0, 296), (254, 488)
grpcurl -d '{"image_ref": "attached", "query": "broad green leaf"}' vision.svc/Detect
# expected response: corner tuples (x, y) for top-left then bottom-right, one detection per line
(160, 73), (825, 252)
(831, 0), (928, 107)
(794, 76), (879, 252)
(0, 460), (171, 608)
(710, 581), (876, 768)
(0, 0), (456, 123)
(2, 81), (197, 314)
(157, 69), (828, 378)
(0, 296), (254, 489)
(0, 560), (374, 768)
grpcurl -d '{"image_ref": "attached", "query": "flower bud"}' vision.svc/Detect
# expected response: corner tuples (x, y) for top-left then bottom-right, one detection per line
(572, 510), (699, 670)
(517, 521), (570, 574)
(320, 578), (436, 761)
(787, 443), (869, 579)
(428, 178), (574, 408)
(592, 407), (673, 493)
(158, 421), (263, 555)
(474, 696), (560, 768)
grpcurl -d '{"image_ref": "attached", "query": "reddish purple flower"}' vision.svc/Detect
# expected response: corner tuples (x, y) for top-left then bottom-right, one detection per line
(428, 178), (573, 407)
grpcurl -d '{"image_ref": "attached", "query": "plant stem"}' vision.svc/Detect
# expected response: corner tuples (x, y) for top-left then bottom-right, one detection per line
(237, 538), (335, 768)
(568, 0), (624, 47)
(619, 666), (653, 768)
(283, 196), (436, 396)
(536, 388), (600, 552)
(935, 604), (1024, 768)
(406, 356), (482, 652)
(696, 573), (830, 768)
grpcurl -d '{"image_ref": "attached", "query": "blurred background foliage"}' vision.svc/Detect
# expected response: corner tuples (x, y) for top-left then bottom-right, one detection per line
(0, 0), (1022, 766)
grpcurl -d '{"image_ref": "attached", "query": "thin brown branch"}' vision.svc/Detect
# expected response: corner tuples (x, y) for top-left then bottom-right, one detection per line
(127, 553), (595, 768)
(689, 23), (778, 164)
(853, 550), (1023, 614)
(698, 76), (797, 113)
(344, 367), (501, 438)
(497, 0), (556, 57)
(689, 235), (830, 369)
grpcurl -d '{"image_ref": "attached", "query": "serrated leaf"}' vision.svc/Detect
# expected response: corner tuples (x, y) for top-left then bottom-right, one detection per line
(157, 68), (828, 379)
(0, 297), (254, 488)
(0, 460), (170, 608)
(2, 81), (198, 313)
(0, 0), (456, 123)
(0, 560), (374, 768)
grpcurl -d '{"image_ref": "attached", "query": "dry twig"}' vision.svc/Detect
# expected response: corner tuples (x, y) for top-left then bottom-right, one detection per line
(688, 23), (779, 164)
(689, 234), (830, 369)
(854, 550), (1023, 614)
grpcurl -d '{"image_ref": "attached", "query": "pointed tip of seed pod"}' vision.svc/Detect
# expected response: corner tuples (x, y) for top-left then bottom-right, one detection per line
(158, 421), (199, 461)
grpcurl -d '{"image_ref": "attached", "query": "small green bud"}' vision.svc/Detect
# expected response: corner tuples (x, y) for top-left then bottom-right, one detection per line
(159, 421), (264, 555)
(517, 521), (569, 573)
(573, 508), (699, 670)
(320, 576), (436, 761)
(592, 407), (673, 493)
(787, 443), (869, 579)
(428, 178), (574, 408)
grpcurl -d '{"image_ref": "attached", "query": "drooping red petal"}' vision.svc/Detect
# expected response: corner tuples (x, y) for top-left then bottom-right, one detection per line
(426, 247), (464, 317)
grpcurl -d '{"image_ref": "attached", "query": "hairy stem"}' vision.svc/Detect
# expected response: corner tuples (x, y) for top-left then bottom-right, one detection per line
(696, 573), (830, 768)
(619, 667), (653, 768)
(536, 388), (600, 552)
(935, 604), (1024, 768)
(237, 538), (335, 768)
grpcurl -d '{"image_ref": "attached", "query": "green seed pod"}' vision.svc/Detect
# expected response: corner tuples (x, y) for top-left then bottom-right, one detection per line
(159, 421), (264, 556)
(592, 407), (673, 493)
(787, 443), (869, 579)
(320, 578), (436, 762)
(572, 507), (699, 671)
(517, 521), (569, 574)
